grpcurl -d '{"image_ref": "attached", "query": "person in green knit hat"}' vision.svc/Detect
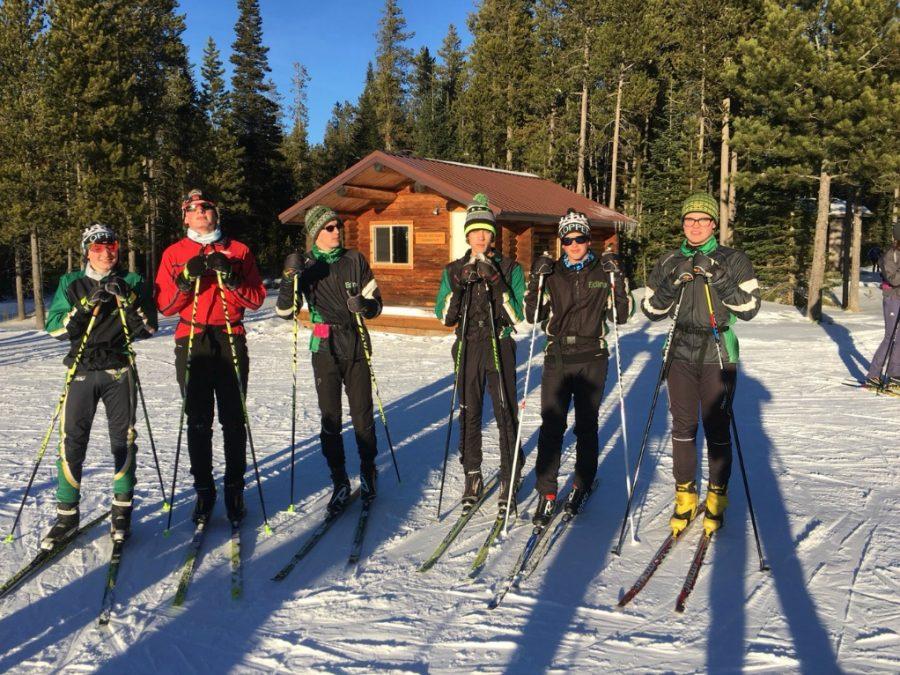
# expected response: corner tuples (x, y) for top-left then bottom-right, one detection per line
(276, 205), (383, 513)
(641, 192), (760, 537)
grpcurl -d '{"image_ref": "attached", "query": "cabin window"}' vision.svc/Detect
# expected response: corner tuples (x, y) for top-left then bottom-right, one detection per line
(373, 224), (410, 265)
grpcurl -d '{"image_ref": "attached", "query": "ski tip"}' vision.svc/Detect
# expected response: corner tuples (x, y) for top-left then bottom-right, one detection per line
(3, 534), (12, 544)
(162, 502), (171, 513)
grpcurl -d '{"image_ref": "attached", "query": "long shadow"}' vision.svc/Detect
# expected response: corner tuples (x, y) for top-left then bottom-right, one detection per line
(819, 310), (869, 381)
(708, 371), (839, 672)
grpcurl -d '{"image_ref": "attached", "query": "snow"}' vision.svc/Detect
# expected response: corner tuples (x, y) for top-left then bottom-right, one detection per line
(0, 285), (898, 673)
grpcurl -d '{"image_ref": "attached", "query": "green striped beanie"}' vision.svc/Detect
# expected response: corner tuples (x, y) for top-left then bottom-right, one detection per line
(680, 192), (719, 222)
(464, 193), (496, 237)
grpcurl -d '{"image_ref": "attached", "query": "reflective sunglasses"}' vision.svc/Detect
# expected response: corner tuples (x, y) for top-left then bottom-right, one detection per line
(561, 234), (590, 246)
(683, 217), (714, 227)
(185, 202), (215, 213)
(323, 223), (343, 232)
(89, 241), (119, 254)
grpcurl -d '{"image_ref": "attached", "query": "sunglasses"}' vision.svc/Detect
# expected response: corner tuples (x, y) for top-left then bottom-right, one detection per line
(683, 217), (714, 227)
(185, 203), (215, 213)
(323, 223), (343, 232)
(89, 241), (119, 254)
(561, 235), (590, 246)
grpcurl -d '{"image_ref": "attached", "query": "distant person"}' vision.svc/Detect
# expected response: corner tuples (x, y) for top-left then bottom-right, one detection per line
(43, 224), (157, 548)
(275, 205), (383, 512)
(641, 193), (761, 537)
(865, 223), (900, 391)
(155, 190), (265, 526)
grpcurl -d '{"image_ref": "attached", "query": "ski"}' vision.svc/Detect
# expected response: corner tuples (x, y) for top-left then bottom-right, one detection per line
(467, 509), (507, 579)
(521, 479), (599, 582)
(172, 512), (213, 608)
(347, 500), (372, 567)
(418, 470), (500, 573)
(617, 504), (706, 609)
(675, 531), (713, 613)
(841, 380), (899, 397)
(230, 523), (242, 600)
(272, 488), (360, 582)
(0, 510), (110, 601)
(98, 538), (125, 626)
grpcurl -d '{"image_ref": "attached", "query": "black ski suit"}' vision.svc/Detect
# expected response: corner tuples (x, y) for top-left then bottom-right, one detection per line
(642, 238), (760, 487)
(525, 253), (631, 496)
(276, 247), (382, 481)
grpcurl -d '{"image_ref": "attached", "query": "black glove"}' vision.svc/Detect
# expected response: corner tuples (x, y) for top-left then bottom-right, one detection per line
(692, 252), (726, 285)
(206, 251), (239, 289)
(459, 262), (479, 286)
(184, 255), (206, 279)
(347, 294), (371, 314)
(531, 254), (554, 277)
(475, 259), (499, 283)
(282, 251), (312, 279)
(80, 285), (112, 312)
(600, 251), (620, 274)
(671, 257), (694, 286)
(104, 276), (136, 307)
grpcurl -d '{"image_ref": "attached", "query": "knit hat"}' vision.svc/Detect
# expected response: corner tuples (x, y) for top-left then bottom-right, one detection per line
(81, 223), (117, 254)
(464, 193), (496, 238)
(305, 204), (343, 249)
(680, 192), (719, 222)
(558, 209), (591, 239)
(181, 189), (219, 219)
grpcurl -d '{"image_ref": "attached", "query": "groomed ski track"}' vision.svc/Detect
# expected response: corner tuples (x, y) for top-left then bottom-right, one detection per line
(0, 286), (897, 673)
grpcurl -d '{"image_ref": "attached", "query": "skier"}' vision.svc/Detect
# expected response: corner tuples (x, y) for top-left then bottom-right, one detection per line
(434, 194), (525, 514)
(275, 205), (383, 513)
(641, 192), (760, 537)
(155, 190), (265, 525)
(43, 224), (157, 548)
(865, 222), (900, 391)
(525, 210), (632, 526)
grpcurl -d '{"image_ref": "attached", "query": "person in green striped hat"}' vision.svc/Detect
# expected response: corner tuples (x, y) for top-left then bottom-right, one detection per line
(641, 192), (761, 538)
(434, 193), (526, 515)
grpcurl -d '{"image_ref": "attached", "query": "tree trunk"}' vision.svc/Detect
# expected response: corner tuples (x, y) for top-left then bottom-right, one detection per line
(697, 72), (706, 166)
(67, 248), (73, 273)
(576, 42), (590, 196)
(14, 244), (26, 320)
(718, 98), (731, 245)
(30, 226), (45, 327)
(608, 71), (623, 208)
(728, 151), (737, 224)
(841, 196), (852, 309)
(547, 103), (556, 171)
(806, 168), (831, 321)
(847, 197), (862, 312)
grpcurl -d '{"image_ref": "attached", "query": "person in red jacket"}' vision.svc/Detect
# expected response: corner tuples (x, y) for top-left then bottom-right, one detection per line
(155, 189), (265, 525)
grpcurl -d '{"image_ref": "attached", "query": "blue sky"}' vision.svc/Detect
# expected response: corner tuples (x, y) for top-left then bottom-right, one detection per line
(177, 0), (474, 144)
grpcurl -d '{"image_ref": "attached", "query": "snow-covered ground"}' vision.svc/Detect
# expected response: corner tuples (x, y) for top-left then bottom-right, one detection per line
(0, 285), (897, 673)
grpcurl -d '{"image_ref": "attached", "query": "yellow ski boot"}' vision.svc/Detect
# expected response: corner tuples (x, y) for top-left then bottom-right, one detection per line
(669, 481), (698, 537)
(703, 484), (728, 536)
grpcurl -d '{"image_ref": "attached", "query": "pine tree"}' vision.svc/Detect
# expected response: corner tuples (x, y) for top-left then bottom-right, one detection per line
(282, 62), (313, 201)
(436, 24), (466, 159)
(373, 0), (413, 151)
(410, 47), (441, 157)
(353, 63), (382, 157)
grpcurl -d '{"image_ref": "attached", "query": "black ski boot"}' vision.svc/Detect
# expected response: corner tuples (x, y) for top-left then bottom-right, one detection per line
(498, 476), (520, 518)
(532, 493), (556, 527)
(110, 492), (133, 543)
(327, 476), (352, 516)
(41, 502), (80, 551)
(461, 471), (483, 512)
(192, 486), (216, 524)
(360, 466), (377, 505)
(564, 483), (591, 517)
(224, 484), (246, 525)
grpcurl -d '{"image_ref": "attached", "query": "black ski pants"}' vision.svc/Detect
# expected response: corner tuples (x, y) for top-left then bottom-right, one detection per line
(452, 336), (519, 479)
(312, 349), (377, 480)
(175, 329), (248, 493)
(57, 367), (137, 504)
(534, 357), (608, 496)
(666, 360), (737, 488)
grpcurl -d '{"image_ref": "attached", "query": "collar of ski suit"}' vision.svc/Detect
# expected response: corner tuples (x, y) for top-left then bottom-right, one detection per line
(186, 227), (222, 245)
(84, 263), (119, 282)
(680, 235), (718, 257)
(312, 245), (344, 264)
(562, 249), (595, 271)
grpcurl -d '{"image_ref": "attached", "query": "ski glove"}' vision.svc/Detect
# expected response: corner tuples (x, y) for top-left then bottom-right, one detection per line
(80, 285), (112, 312)
(475, 259), (499, 284)
(177, 255), (205, 292)
(459, 262), (479, 286)
(347, 293), (376, 315)
(206, 252), (239, 290)
(531, 254), (554, 277)
(692, 253), (726, 285)
(671, 257), (695, 286)
(104, 276), (137, 307)
(600, 251), (620, 274)
(282, 251), (313, 279)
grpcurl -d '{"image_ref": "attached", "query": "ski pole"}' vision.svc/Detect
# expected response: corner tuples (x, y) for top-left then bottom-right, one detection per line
(484, 282), (518, 519)
(612, 284), (686, 556)
(701, 279), (768, 572)
(877, 307), (900, 391)
(115, 297), (168, 512)
(502, 272), (544, 534)
(165, 277), (201, 536)
(352, 309), (402, 483)
(288, 274), (300, 512)
(437, 282), (472, 519)
(4, 303), (101, 543)
(609, 270), (636, 543)
(216, 272), (272, 534)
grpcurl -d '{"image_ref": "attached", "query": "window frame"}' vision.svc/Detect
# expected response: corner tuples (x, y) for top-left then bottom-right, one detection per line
(370, 220), (414, 269)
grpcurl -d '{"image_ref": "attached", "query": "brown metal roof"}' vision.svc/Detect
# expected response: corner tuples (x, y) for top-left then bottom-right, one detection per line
(279, 151), (636, 227)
